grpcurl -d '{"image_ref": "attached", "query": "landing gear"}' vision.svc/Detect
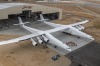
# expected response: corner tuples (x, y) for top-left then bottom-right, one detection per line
(42, 43), (48, 49)
(54, 45), (57, 48)
(77, 36), (80, 39)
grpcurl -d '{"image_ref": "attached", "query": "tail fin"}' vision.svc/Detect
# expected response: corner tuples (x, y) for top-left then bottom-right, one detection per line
(37, 14), (49, 22)
(14, 17), (30, 26)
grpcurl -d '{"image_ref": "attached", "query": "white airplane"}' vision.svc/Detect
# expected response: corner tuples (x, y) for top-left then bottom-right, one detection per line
(0, 17), (72, 52)
(0, 14), (94, 54)
(38, 14), (94, 40)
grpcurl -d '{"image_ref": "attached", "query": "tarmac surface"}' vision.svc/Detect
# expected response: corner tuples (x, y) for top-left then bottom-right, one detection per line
(0, 20), (93, 55)
(66, 41), (100, 66)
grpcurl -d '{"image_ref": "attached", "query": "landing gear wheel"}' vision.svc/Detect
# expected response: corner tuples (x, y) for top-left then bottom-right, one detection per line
(54, 45), (57, 48)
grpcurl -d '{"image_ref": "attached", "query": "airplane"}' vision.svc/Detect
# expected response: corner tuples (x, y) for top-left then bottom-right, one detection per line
(38, 14), (94, 40)
(0, 17), (72, 52)
(0, 14), (94, 54)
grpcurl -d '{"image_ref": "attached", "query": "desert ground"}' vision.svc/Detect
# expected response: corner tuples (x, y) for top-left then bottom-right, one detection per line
(0, 34), (71, 66)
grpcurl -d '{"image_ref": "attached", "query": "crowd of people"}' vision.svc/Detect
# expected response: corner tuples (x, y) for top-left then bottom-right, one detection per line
(66, 41), (77, 47)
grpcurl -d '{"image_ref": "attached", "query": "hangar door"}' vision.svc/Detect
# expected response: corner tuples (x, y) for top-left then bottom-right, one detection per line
(8, 11), (42, 21)
(31, 11), (42, 21)
(43, 12), (59, 20)
(8, 10), (32, 19)
(22, 10), (32, 18)
(22, 11), (42, 21)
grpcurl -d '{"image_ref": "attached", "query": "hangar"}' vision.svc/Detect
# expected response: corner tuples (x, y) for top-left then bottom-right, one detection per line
(0, 3), (62, 30)
(0, 3), (62, 20)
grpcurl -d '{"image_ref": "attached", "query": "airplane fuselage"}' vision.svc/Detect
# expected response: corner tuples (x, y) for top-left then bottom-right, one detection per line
(40, 31), (71, 51)
(43, 21), (94, 40)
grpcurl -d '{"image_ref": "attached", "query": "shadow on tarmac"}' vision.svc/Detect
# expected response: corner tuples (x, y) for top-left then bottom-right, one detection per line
(66, 41), (100, 66)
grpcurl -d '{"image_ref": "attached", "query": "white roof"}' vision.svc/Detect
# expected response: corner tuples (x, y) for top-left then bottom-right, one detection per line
(0, 3), (31, 10)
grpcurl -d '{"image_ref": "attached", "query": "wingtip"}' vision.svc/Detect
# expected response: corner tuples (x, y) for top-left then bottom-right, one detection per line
(67, 48), (72, 52)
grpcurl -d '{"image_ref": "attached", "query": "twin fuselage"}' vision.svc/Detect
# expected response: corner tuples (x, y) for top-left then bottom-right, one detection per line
(17, 15), (94, 52)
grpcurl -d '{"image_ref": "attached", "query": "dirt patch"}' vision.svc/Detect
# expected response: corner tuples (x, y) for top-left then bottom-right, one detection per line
(0, 34), (71, 66)
(82, 6), (100, 14)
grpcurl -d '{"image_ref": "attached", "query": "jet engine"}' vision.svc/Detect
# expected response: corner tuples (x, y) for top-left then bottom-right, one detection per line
(73, 25), (85, 30)
(41, 35), (49, 43)
(31, 38), (38, 46)
(36, 37), (43, 44)
(78, 25), (85, 30)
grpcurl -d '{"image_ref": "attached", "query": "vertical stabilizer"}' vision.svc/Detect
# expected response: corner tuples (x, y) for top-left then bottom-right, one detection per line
(14, 17), (30, 26)
(37, 14), (49, 22)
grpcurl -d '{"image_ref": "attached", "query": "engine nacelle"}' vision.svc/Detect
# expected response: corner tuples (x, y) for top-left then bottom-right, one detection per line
(42, 35), (49, 43)
(36, 37), (43, 44)
(63, 27), (94, 40)
(31, 38), (37, 46)
(78, 25), (85, 30)
(75, 25), (81, 30)
(74, 25), (85, 30)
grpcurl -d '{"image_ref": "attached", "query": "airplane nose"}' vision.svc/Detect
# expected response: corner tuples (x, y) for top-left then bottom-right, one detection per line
(64, 43), (72, 51)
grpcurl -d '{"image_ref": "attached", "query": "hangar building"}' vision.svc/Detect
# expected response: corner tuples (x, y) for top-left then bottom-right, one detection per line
(0, 3), (62, 20)
(0, 3), (62, 30)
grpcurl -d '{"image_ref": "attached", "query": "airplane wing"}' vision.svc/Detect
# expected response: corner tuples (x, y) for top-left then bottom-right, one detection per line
(70, 20), (89, 26)
(0, 33), (44, 45)
(70, 20), (89, 30)
(46, 20), (89, 33)
(44, 21), (63, 27)
(46, 26), (69, 33)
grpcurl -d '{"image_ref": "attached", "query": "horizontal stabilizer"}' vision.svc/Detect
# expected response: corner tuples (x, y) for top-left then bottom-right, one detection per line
(14, 22), (30, 26)
(37, 19), (49, 22)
